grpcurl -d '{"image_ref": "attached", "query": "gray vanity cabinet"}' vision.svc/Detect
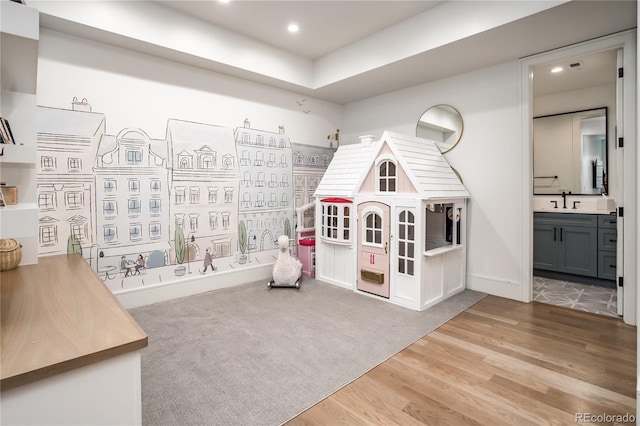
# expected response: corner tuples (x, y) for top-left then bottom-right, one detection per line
(533, 213), (598, 277)
(597, 214), (617, 280)
(532, 222), (559, 270)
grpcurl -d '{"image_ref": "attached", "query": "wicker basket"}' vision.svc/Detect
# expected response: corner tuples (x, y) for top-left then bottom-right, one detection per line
(0, 238), (22, 271)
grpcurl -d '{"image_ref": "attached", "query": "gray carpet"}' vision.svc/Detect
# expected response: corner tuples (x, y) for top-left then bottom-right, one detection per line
(130, 278), (486, 426)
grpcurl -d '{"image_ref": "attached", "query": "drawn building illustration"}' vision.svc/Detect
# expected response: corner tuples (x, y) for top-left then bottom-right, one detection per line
(235, 120), (293, 256)
(36, 100), (105, 256)
(94, 127), (170, 272)
(291, 143), (335, 229)
(166, 119), (239, 264)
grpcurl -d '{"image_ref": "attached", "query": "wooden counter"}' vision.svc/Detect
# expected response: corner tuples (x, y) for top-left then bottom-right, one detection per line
(1, 254), (148, 391)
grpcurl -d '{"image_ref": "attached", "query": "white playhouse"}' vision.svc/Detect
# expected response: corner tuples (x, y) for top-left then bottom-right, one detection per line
(313, 131), (469, 311)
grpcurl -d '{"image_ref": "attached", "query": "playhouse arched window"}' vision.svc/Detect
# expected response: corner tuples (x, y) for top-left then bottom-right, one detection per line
(377, 158), (396, 192)
(363, 212), (383, 245)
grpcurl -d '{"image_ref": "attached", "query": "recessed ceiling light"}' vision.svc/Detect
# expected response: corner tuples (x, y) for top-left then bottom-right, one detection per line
(288, 23), (299, 33)
(551, 66), (564, 73)
(219, 0), (230, 3)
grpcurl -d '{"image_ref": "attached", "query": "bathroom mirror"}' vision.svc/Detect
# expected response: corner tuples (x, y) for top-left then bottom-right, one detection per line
(416, 104), (463, 153)
(533, 107), (607, 195)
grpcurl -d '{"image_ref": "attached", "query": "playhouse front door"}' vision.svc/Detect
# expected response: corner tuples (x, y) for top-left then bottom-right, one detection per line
(357, 202), (390, 298)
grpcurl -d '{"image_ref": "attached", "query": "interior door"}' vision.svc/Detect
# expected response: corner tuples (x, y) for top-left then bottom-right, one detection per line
(357, 202), (390, 298)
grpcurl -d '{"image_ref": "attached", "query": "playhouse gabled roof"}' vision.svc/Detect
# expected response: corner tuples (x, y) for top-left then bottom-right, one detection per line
(314, 131), (469, 200)
(385, 132), (469, 199)
(314, 138), (382, 198)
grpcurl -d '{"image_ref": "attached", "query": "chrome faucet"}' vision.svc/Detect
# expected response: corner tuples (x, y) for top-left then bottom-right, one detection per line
(561, 191), (571, 209)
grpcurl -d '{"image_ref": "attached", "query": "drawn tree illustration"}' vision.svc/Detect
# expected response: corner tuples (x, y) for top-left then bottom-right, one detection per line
(284, 218), (292, 239)
(175, 227), (185, 264)
(238, 221), (247, 255)
(66, 234), (82, 255)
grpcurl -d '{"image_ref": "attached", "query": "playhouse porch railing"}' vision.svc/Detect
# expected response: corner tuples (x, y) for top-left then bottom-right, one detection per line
(295, 201), (317, 277)
(295, 201), (316, 241)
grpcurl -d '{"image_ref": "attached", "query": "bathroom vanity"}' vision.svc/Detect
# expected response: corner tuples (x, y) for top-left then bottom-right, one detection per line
(533, 211), (617, 282)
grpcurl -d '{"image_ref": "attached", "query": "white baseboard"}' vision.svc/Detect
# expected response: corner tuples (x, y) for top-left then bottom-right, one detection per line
(116, 263), (273, 309)
(466, 273), (522, 301)
(318, 276), (354, 291)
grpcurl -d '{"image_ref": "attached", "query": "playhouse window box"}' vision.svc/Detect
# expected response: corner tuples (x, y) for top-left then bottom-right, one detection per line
(424, 202), (463, 256)
(424, 244), (464, 257)
(320, 199), (352, 244)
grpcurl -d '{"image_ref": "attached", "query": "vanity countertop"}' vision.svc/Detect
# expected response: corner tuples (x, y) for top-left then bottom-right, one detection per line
(0, 254), (148, 391)
(534, 208), (616, 215)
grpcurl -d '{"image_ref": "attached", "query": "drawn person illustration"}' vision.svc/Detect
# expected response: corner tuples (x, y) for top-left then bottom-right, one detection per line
(121, 255), (132, 277)
(202, 248), (213, 273)
(134, 254), (145, 275)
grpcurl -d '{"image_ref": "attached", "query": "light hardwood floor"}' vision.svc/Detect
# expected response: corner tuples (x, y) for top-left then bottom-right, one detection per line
(286, 295), (636, 425)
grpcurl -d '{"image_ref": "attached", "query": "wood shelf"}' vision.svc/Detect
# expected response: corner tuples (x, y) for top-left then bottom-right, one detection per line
(0, 1), (39, 95)
(0, 202), (38, 238)
(0, 144), (36, 164)
(0, 1), (39, 266)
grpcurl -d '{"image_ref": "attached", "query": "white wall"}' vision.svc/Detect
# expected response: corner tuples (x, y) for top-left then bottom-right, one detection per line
(36, 25), (634, 308)
(36, 29), (343, 306)
(341, 61), (525, 299)
(37, 29), (342, 146)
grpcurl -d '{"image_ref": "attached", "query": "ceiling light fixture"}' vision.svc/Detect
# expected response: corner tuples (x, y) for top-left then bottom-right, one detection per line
(287, 23), (299, 33)
(219, 0), (231, 3)
(551, 66), (563, 73)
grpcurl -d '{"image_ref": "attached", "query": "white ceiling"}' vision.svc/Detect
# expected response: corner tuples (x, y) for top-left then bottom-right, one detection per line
(158, 1), (445, 60)
(156, 0), (635, 103)
(533, 49), (617, 98)
(34, 0), (636, 104)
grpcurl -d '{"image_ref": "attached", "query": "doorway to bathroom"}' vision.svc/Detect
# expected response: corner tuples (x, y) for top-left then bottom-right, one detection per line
(523, 31), (636, 323)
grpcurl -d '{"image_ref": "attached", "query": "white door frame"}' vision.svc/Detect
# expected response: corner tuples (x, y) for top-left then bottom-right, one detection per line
(616, 47), (625, 316)
(520, 30), (637, 326)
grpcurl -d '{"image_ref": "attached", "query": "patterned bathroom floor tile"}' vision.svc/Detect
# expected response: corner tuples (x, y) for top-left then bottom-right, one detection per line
(532, 276), (618, 318)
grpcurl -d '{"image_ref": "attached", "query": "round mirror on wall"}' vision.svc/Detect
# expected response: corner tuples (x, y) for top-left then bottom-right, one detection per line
(416, 104), (463, 153)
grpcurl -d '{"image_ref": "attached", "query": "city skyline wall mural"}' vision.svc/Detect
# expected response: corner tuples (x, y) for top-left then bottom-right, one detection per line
(36, 98), (334, 293)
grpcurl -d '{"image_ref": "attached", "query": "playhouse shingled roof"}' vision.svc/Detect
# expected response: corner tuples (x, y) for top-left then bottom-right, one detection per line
(314, 131), (469, 200)
(314, 138), (380, 198)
